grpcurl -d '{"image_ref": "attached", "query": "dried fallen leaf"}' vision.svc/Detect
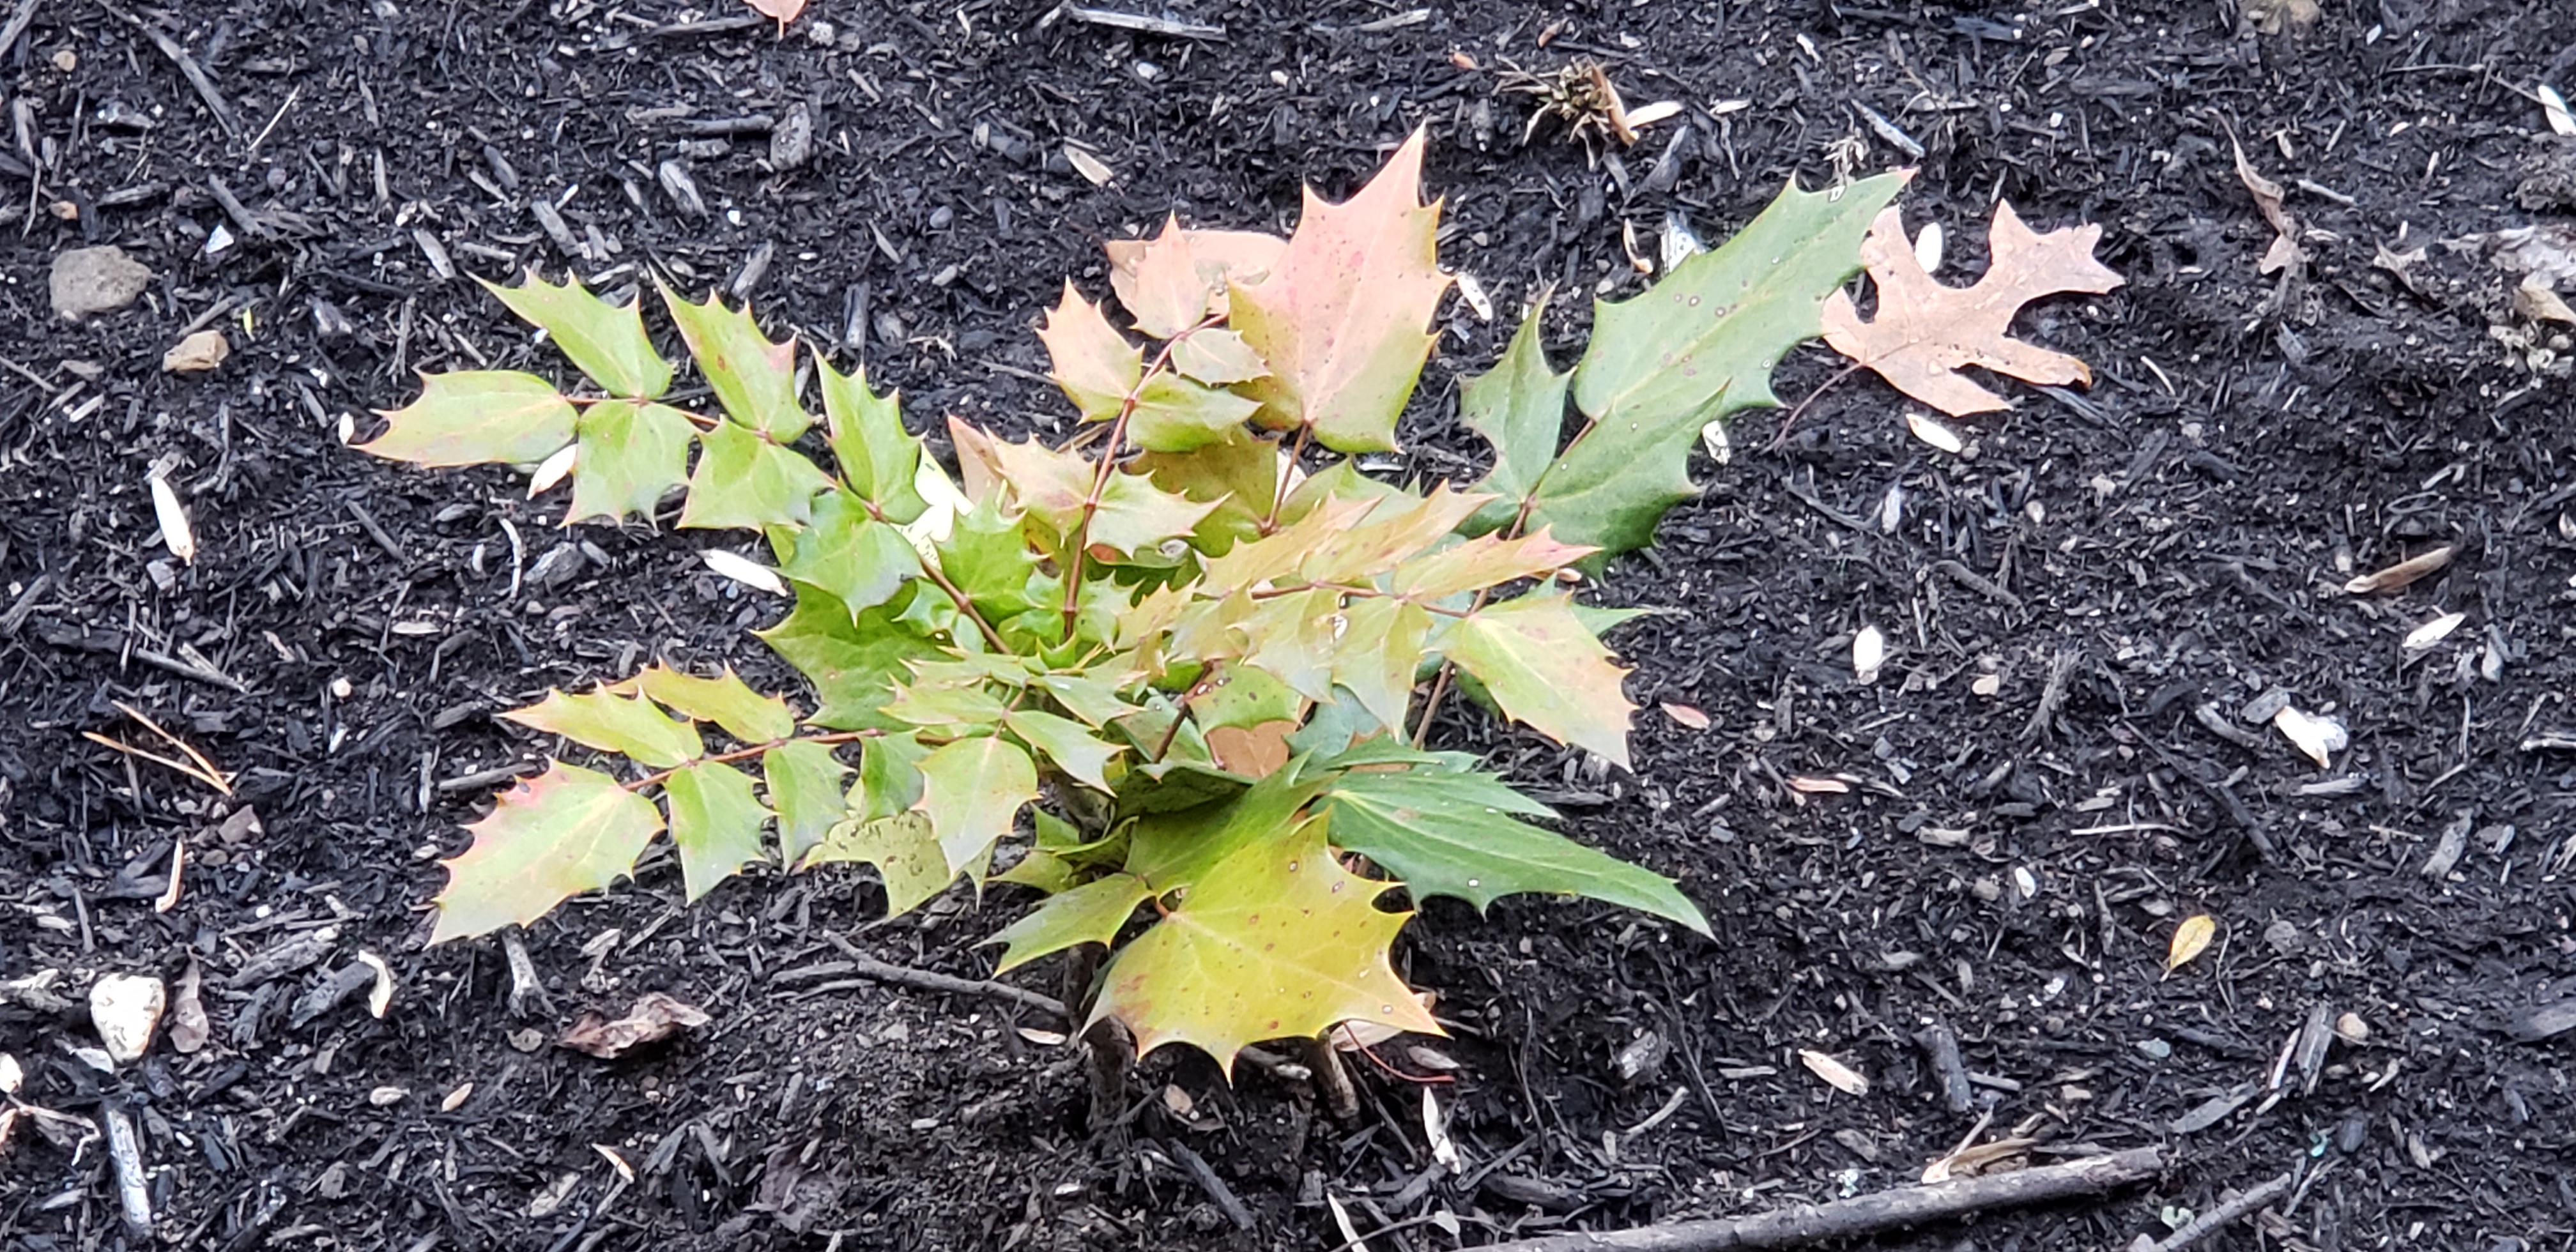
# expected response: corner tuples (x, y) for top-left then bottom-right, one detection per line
(1785, 775), (1851, 795)
(162, 329), (229, 373)
(368, 1085), (408, 1106)
(1799, 1048), (1869, 1096)
(150, 471), (195, 564)
(1921, 1136), (2034, 1184)
(153, 838), (185, 913)
(702, 549), (785, 595)
(1423, 1087), (1461, 1170)
(2232, 138), (2304, 275)
(0, 1051), (19, 1096)
(594, 1143), (636, 1184)
(1821, 202), (2123, 417)
(1660, 702), (1710, 730)
(2403, 611), (2465, 652)
(742, 0), (804, 29)
(2165, 914), (2217, 973)
(2542, 84), (2576, 138)
(529, 443), (578, 496)
(166, 960), (209, 1055)
(2515, 277), (2576, 325)
(2271, 705), (2347, 768)
(358, 949), (395, 1018)
(558, 991), (712, 1058)
(2343, 544), (2453, 595)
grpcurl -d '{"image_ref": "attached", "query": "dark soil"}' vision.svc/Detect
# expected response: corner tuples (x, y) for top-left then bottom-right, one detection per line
(7, 0), (2576, 1248)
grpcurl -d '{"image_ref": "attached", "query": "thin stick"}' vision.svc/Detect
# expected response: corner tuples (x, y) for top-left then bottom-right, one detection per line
(1464, 1147), (2164, 1251)
(2138, 1168), (2294, 1252)
(818, 939), (1071, 1020)
(99, 2), (242, 137)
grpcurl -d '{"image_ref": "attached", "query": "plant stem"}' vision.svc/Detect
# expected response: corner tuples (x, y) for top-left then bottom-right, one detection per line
(624, 728), (875, 791)
(1767, 361), (1865, 452)
(1259, 422), (1314, 533)
(1058, 316), (1220, 636)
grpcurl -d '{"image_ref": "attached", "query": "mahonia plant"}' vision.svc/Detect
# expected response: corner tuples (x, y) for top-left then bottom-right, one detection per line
(363, 131), (1908, 1074)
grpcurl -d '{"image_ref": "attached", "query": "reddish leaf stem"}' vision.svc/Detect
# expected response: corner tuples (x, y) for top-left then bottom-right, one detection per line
(624, 728), (876, 792)
(1058, 314), (1223, 636)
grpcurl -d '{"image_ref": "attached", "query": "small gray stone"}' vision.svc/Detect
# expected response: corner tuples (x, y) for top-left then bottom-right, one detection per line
(50, 246), (153, 320)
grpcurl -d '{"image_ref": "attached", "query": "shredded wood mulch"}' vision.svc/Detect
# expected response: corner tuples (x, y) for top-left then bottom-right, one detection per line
(4, 0), (2575, 1249)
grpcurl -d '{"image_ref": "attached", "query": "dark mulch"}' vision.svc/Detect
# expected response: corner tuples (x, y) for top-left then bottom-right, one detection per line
(6, 0), (2575, 1248)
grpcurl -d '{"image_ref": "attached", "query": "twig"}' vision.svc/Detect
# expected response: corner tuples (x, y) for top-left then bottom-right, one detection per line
(1059, 4), (1225, 40)
(1464, 1146), (2164, 1251)
(2135, 1168), (2294, 1252)
(102, 1103), (153, 1239)
(1167, 1140), (1257, 1230)
(0, 0), (42, 61)
(816, 938), (1070, 1019)
(98, 2), (242, 137)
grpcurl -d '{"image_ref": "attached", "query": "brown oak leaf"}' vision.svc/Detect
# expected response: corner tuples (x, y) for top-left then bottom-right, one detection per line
(1821, 201), (2122, 417)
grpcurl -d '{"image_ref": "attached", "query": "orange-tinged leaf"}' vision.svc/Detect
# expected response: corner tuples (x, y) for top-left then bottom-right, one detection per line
(1228, 130), (1452, 453)
(361, 371), (574, 468)
(1821, 201), (2122, 417)
(914, 735), (1038, 876)
(949, 419), (1092, 538)
(1038, 281), (1141, 422)
(1122, 215), (1216, 339)
(1390, 527), (1596, 600)
(1087, 818), (1442, 1078)
(2166, 914), (2217, 973)
(744, 0), (804, 27)
(1442, 593), (1636, 769)
(503, 689), (703, 767)
(1108, 229), (1285, 321)
(431, 762), (663, 942)
(1298, 485), (1493, 585)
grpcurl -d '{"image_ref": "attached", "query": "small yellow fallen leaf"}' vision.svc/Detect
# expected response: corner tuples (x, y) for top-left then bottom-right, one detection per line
(2342, 545), (2452, 595)
(2166, 913), (2216, 973)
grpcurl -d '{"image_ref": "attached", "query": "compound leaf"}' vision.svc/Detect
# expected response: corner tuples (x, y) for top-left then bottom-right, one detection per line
(1820, 201), (2123, 416)
(983, 873), (1155, 973)
(762, 740), (848, 866)
(854, 731), (929, 821)
(1004, 708), (1123, 792)
(777, 488), (923, 616)
(1547, 172), (1907, 556)
(662, 760), (769, 901)
(1442, 593), (1634, 770)
(1228, 129), (1450, 454)
(361, 371), (574, 468)
(804, 812), (952, 915)
(1038, 281), (1141, 422)
(755, 594), (946, 731)
(1129, 372), (1263, 453)
(628, 664), (795, 742)
(567, 399), (695, 525)
(818, 360), (928, 523)
(1088, 817), (1441, 1078)
(1323, 767), (1708, 933)
(431, 761), (663, 942)
(659, 285), (809, 441)
(1092, 471), (1222, 557)
(678, 419), (833, 530)
(915, 735), (1038, 876)
(932, 496), (1045, 620)
(503, 688), (703, 767)
(482, 272), (671, 399)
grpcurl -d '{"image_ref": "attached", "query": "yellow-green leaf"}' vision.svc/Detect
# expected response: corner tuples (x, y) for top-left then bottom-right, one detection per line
(1460, 298), (1569, 533)
(1170, 327), (1268, 386)
(2166, 914), (2217, 973)
(1333, 595), (1431, 735)
(1128, 372), (1264, 453)
(755, 595), (946, 731)
(503, 689), (703, 767)
(1441, 593), (1635, 770)
(1390, 528), (1595, 601)
(431, 761), (663, 942)
(361, 371), (575, 468)
(803, 812), (953, 915)
(762, 740), (848, 867)
(482, 272), (672, 399)
(915, 735), (1038, 876)
(776, 488), (922, 616)
(678, 419), (833, 530)
(1228, 129), (1451, 454)
(1091, 470), (1221, 557)
(627, 664), (795, 742)
(661, 760), (769, 901)
(983, 873), (1155, 973)
(1087, 816), (1441, 1078)
(1004, 708), (1123, 792)
(818, 360), (927, 522)
(1037, 280), (1141, 422)
(1298, 485), (1492, 585)
(659, 285), (809, 441)
(567, 399), (695, 525)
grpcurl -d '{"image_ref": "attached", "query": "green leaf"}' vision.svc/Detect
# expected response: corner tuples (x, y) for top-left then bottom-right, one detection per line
(983, 873), (1155, 973)
(1543, 172), (1906, 556)
(678, 419), (834, 530)
(503, 689), (703, 768)
(914, 735), (1038, 876)
(1129, 372), (1264, 453)
(1170, 328), (1270, 386)
(361, 371), (576, 468)
(1239, 588), (1341, 703)
(1087, 816), (1441, 1078)
(1333, 595), (1431, 735)
(662, 760), (769, 901)
(755, 594), (946, 730)
(482, 272), (672, 399)
(1228, 130), (1450, 454)
(567, 399), (695, 525)
(431, 761), (663, 942)
(884, 675), (1010, 730)
(1298, 485), (1490, 586)
(1091, 471), (1221, 557)
(1124, 769), (1324, 886)
(818, 360), (928, 523)
(1460, 303), (1569, 533)
(932, 496), (1043, 619)
(659, 284), (809, 441)
(854, 731), (928, 821)
(763, 740), (849, 867)
(1192, 661), (1301, 733)
(777, 489), (923, 615)
(804, 812), (953, 915)
(1323, 767), (1708, 934)
(625, 664), (795, 742)
(1004, 708), (1123, 792)
(1031, 672), (1144, 727)
(993, 847), (1075, 894)
(1441, 593), (1636, 770)
(1132, 428), (1284, 555)
(1390, 530), (1596, 601)
(1037, 281), (1142, 422)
